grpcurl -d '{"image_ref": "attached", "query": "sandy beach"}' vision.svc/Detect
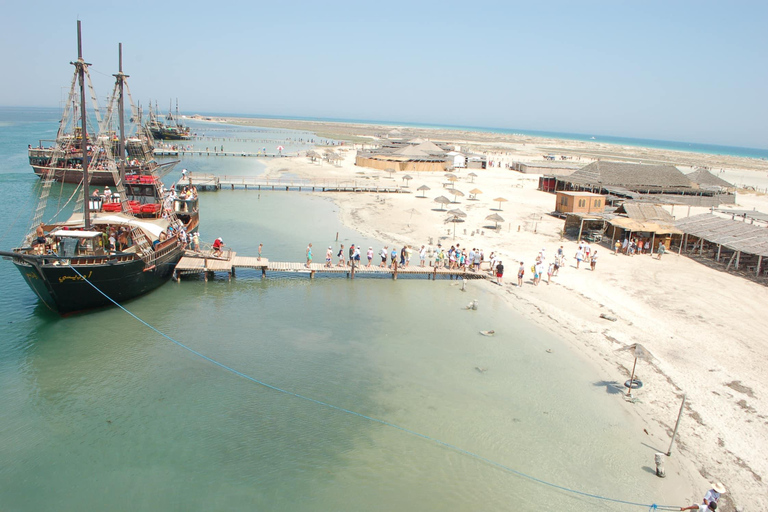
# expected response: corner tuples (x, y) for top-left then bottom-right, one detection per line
(212, 117), (768, 510)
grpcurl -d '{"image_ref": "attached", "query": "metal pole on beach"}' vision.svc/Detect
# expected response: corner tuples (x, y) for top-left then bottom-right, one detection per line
(667, 394), (686, 456)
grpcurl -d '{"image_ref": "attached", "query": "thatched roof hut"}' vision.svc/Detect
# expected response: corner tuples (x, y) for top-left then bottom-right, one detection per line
(560, 161), (694, 192)
(686, 169), (735, 190)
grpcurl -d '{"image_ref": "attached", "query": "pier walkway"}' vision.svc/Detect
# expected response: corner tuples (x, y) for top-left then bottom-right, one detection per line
(154, 149), (294, 158)
(174, 252), (490, 282)
(176, 174), (409, 193)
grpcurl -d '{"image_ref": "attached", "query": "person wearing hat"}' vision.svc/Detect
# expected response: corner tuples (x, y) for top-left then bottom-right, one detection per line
(325, 246), (333, 267)
(379, 246), (388, 268)
(703, 482), (725, 507)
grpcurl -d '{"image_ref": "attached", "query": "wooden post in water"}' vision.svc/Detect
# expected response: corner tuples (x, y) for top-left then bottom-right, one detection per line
(393, 260), (398, 280)
(351, 261), (355, 279)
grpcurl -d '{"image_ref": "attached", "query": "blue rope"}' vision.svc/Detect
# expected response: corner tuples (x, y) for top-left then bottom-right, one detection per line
(68, 265), (680, 511)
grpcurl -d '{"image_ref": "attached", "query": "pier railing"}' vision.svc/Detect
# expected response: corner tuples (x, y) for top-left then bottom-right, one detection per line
(178, 174), (409, 193)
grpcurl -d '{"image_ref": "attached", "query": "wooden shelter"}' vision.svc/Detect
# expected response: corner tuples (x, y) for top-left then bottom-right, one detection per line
(355, 140), (450, 172)
(675, 213), (768, 278)
(554, 161), (734, 206)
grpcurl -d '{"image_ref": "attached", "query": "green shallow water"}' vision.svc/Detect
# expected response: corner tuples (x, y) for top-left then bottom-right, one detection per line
(0, 108), (685, 510)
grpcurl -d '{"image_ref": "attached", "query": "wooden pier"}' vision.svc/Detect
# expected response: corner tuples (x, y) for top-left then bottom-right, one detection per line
(174, 253), (490, 282)
(154, 149), (294, 158)
(176, 174), (409, 193)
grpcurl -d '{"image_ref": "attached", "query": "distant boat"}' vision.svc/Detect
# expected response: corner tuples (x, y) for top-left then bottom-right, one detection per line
(147, 99), (192, 140)
(28, 134), (177, 185)
(590, 136), (596, 140)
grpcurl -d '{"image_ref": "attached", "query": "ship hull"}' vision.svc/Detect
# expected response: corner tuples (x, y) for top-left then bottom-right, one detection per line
(150, 128), (191, 141)
(32, 160), (178, 185)
(10, 248), (183, 314)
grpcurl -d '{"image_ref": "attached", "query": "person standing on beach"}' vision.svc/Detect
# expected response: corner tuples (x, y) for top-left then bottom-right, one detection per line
(614, 240), (621, 255)
(305, 243), (312, 268)
(495, 261), (504, 285)
(575, 247), (585, 269)
(337, 244), (345, 267)
(703, 482), (725, 507)
(657, 241), (666, 260)
(517, 262), (525, 287)
(379, 246), (388, 267)
(547, 262), (555, 284)
(590, 250), (598, 271)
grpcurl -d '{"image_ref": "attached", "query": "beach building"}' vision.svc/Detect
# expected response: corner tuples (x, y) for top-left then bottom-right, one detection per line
(561, 200), (681, 249)
(355, 139), (459, 172)
(466, 154), (487, 169)
(554, 161), (735, 206)
(446, 151), (467, 169)
(555, 191), (606, 215)
(676, 213), (768, 279)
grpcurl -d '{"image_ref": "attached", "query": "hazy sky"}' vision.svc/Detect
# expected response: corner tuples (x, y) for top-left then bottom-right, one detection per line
(1, 1), (766, 148)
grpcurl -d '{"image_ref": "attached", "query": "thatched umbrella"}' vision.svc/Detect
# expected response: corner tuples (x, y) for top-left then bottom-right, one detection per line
(468, 172), (478, 183)
(469, 188), (482, 200)
(417, 184), (431, 198)
(405, 207), (420, 226)
(306, 150), (320, 162)
(433, 195), (451, 210)
(386, 167), (396, 179)
(485, 213), (504, 229)
(617, 343), (653, 397)
(493, 197), (508, 211)
(402, 174), (413, 186)
(447, 176), (459, 188)
(446, 210), (465, 239)
(444, 172), (457, 179)
(450, 188), (464, 203)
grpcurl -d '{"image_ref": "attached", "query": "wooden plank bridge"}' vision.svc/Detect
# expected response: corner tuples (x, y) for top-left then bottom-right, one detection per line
(176, 174), (409, 193)
(174, 252), (490, 282)
(154, 149), (294, 158)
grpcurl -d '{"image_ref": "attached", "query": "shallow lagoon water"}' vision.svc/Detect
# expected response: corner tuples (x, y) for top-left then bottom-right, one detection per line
(0, 108), (683, 510)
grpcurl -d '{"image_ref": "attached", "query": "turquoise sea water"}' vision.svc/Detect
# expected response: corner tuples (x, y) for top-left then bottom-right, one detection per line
(0, 107), (688, 510)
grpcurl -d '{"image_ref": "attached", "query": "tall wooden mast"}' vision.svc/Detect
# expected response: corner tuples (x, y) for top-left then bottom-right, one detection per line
(74, 21), (91, 230)
(114, 43), (128, 184)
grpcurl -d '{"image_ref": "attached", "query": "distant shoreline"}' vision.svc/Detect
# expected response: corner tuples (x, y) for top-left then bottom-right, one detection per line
(186, 113), (768, 173)
(181, 111), (768, 160)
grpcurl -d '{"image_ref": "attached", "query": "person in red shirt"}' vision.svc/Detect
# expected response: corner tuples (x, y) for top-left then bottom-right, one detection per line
(212, 237), (224, 257)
